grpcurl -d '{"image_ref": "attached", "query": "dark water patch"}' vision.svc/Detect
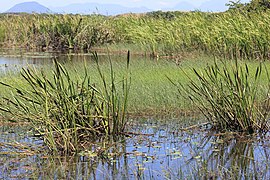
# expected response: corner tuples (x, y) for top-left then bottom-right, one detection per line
(0, 118), (269, 179)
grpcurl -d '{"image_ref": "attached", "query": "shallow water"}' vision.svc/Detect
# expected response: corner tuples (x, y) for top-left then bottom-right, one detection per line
(0, 50), (269, 179)
(0, 49), (139, 73)
(0, 50), (56, 72)
(0, 118), (269, 179)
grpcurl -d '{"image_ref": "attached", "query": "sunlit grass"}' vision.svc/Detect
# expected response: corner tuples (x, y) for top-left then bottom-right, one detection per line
(170, 59), (270, 133)
(1, 10), (270, 59)
(0, 53), (131, 154)
(1, 54), (269, 118)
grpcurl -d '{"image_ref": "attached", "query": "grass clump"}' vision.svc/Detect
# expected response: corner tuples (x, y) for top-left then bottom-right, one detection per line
(170, 60), (270, 133)
(0, 52), (131, 154)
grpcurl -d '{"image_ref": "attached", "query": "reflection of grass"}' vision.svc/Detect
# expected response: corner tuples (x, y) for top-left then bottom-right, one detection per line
(199, 134), (269, 179)
(164, 132), (269, 179)
(0, 117), (268, 179)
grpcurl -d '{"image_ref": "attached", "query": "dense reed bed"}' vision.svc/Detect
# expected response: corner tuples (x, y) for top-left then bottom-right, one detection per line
(1, 8), (270, 59)
(0, 14), (115, 50)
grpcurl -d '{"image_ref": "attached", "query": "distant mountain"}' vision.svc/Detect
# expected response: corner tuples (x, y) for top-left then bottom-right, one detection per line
(50, 3), (151, 15)
(4, 1), (230, 15)
(172, 2), (196, 11)
(199, 0), (229, 12)
(6, 1), (52, 14)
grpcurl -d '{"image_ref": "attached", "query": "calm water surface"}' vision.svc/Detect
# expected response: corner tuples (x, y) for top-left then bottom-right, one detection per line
(0, 118), (269, 179)
(0, 49), (133, 73)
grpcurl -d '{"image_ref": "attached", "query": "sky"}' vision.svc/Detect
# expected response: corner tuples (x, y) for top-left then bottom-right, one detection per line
(0, 0), (252, 12)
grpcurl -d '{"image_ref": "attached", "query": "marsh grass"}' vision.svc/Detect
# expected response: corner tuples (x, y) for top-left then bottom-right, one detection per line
(3, 54), (270, 118)
(0, 52), (131, 154)
(51, 53), (196, 115)
(0, 26), (5, 43)
(0, 53), (197, 119)
(0, 14), (114, 50)
(2, 10), (270, 59)
(170, 59), (270, 133)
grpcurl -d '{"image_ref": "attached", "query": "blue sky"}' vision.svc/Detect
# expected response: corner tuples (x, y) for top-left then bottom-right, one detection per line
(0, 0), (251, 12)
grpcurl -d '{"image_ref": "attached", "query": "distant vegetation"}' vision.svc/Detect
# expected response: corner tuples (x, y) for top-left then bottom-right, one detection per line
(0, 1), (270, 59)
(227, 0), (270, 11)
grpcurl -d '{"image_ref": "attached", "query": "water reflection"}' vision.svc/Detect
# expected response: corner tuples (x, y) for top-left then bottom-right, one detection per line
(184, 133), (270, 179)
(0, 125), (43, 179)
(0, 118), (269, 179)
(0, 50), (55, 73)
(0, 49), (135, 74)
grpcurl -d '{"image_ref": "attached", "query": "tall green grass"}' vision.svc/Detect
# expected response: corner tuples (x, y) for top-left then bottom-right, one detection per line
(115, 10), (270, 59)
(0, 14), (115, 49)
(2, 55), (270, 118)
(0, 52), (131, 154)
(1, 10), (270, 59)
(170, 59), (270, 133)
(0, 27), (4, 43)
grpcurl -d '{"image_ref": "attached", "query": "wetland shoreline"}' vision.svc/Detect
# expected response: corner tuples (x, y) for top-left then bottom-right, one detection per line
(0, 1), (270, 178)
